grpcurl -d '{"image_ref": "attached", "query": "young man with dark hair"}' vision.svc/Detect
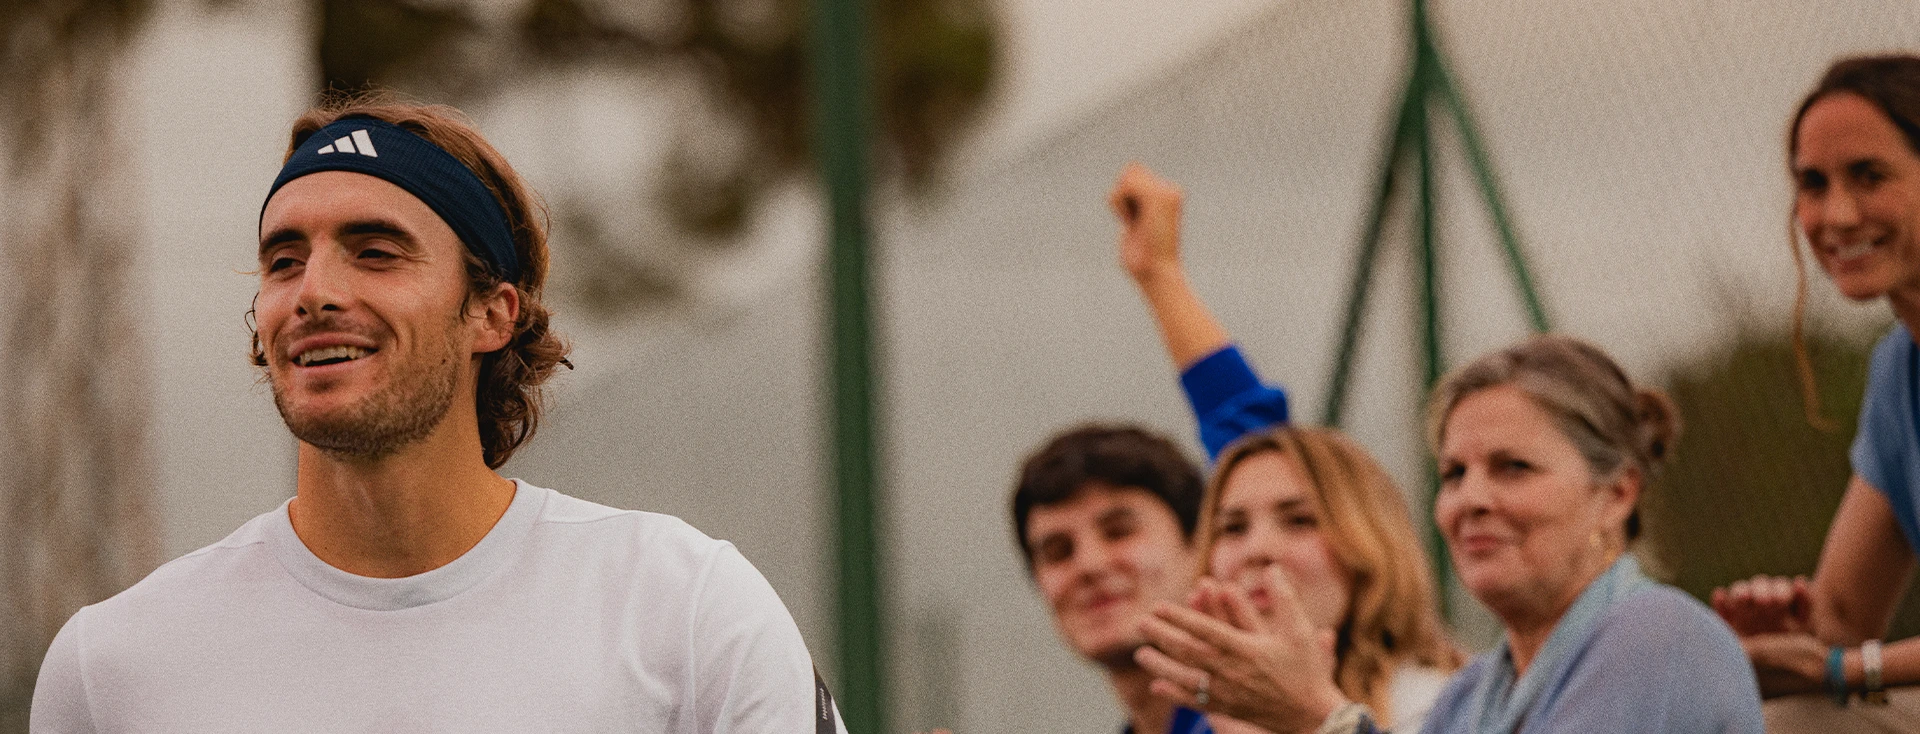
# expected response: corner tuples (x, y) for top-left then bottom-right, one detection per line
(32, 96), (844, 733)
(1012, 423), (1210, 734)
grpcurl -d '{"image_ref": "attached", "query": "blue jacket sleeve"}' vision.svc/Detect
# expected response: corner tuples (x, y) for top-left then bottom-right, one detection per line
(1179, 345), (1290, 461)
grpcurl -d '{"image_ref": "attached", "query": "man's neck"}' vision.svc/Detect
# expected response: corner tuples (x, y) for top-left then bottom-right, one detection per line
(288, 408), (516, 579)
(1110, 664), (1175, 734)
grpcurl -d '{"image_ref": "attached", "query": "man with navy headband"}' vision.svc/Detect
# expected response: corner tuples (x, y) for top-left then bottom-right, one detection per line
(31, 95), (846, 733)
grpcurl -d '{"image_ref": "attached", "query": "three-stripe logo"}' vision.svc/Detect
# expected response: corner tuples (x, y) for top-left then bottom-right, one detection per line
(316, 129), (379, 157)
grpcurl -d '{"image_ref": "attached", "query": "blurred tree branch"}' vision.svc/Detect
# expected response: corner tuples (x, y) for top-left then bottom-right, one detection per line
(0, 0), (163, 728)
(315, 0), (998, 315)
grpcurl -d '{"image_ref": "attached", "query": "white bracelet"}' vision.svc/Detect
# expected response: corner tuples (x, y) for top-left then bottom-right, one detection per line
(1315, 702), (1372, 734)
(1864, 639), (1888, 705)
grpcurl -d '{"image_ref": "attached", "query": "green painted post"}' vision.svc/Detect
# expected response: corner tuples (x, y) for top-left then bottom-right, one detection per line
(1408, 11), (1455, 606)
(1324, 0), (1564, 616)
(807, 0), (887, 729)
(1321, 87), (1419, 428)
(1432, 60), (1551, 333)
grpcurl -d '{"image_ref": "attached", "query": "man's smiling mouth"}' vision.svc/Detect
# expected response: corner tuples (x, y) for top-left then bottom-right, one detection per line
(294, 345), (377, 366)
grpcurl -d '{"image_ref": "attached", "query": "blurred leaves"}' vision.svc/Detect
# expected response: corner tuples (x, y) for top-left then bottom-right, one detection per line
(319, 0), (474, 99)
(1, 0), (147, 170)
(1647, 324), (1920, 639)
(316, 0), (999, 315)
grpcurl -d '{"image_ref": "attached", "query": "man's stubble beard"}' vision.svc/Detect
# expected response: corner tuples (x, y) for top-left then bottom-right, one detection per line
(270, 318), (466, 463)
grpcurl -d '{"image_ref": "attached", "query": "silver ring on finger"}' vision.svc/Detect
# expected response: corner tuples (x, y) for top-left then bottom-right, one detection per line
(1194, 673), (1210, 708)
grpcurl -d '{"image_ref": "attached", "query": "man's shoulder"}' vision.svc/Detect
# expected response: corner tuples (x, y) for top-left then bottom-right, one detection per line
(528, 485), (723, 549)
(519, 484), (743, 582)
(60, 504), (288, 660)
(95, 505), (284, 610)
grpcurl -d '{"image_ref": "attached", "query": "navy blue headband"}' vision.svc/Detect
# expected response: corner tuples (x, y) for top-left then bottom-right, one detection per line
(263, 117), (520, 282)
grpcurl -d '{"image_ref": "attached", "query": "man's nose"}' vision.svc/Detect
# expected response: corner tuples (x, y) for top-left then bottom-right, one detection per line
(295, 246), (349, 317)
(1073, 537), (1115, 577)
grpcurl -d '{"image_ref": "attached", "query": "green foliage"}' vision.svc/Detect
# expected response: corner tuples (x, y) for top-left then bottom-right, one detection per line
(314, 0), (998, 314)
(1647, 325), (1920, 639)
(0, 0), (147, 169)
(318, 0), (473, 99)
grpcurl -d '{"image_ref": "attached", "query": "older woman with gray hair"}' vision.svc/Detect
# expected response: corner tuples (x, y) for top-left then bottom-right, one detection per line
(1137, 334), (1764, 732)
(1413, 334), (1762, 731)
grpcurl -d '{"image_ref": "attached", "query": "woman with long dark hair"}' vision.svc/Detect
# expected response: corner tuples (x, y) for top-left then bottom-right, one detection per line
(1712, 55), (1920, 709)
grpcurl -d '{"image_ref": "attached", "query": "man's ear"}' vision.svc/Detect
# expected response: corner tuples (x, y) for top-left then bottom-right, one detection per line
(469, 282), (520, 354)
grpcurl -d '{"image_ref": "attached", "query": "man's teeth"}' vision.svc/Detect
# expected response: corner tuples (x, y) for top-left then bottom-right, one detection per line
(295, 345), (372, 366)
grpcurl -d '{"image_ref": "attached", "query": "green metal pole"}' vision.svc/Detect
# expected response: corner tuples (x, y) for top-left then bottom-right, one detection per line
(1412, 90), (1440, 388)
(1430, 53), (1551, 333)
(1325, 0), (1548, 620)
(1410, 0), (1455, 614)
(808, 0), (886, 729)
(1322, 67), (1424, 428)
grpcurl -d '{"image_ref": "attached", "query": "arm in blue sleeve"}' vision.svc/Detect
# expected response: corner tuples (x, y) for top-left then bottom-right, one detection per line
(1179, 345), (1289, 461)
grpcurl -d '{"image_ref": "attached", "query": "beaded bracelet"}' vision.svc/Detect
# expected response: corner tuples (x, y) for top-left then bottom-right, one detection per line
(1828, 645), (1850, 707)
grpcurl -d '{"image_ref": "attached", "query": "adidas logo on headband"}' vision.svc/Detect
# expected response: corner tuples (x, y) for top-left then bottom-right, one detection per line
(316, 129), (379, 157)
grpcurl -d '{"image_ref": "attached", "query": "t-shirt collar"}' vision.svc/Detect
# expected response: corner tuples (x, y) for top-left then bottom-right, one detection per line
(265, 478), (546, 611)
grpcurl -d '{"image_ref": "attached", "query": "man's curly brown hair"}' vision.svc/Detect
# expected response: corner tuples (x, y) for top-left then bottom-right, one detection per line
(251, 91), (570, 469)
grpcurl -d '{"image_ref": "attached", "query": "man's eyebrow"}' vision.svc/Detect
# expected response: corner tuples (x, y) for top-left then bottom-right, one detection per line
(258, 218), (423, 258)
(259, 227), (304, 256)
(339, 218), (422, 249)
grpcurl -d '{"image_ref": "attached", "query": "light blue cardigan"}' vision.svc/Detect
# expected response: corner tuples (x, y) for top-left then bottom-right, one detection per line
(1418, 556), (1763, 733)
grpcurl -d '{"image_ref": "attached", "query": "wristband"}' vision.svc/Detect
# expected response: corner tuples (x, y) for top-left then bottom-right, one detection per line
(1829, 645), (1850, 706)
(1864, 639), (1888, 706)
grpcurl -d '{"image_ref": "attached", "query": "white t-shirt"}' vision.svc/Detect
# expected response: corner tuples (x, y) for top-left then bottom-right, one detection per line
(1386, 662), (1452, 733)
(31, 480), (846, 734)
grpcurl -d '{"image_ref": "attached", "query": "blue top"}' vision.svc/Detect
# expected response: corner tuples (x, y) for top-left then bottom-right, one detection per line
(1179, 345), (1291, 460)
(1418, 556), (1764, 733)
(1851, 324), (1920, 554)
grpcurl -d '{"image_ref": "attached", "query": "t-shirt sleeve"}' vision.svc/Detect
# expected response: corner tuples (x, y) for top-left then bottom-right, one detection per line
(1851, 329), (1920, 552)
(1178, 345), (1290, 460)
(30, 608), (97, 734)
(1535, 589), (1764, 734)
(688, 543), (846, 734)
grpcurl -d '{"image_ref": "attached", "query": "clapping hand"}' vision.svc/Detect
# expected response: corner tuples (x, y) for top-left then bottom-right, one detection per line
(1711, 574), (1831, 698)
(1134, 567), (1348, 734)
(1711, 574), (1813, 636)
